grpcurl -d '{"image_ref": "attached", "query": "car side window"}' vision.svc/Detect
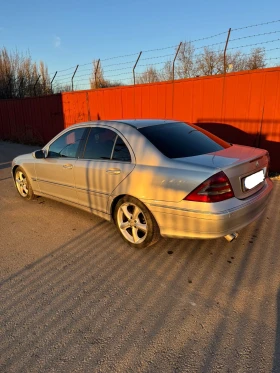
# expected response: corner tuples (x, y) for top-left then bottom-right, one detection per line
(48, 128), (87, 158)
(83, 128), (117, 160)
(112, 136), (131, 162)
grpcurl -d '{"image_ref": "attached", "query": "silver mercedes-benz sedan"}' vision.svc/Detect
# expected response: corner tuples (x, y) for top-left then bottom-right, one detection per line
(12, 119), (273, 248)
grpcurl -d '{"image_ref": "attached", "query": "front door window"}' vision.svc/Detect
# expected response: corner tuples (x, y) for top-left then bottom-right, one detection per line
(48, 128), (87, 158)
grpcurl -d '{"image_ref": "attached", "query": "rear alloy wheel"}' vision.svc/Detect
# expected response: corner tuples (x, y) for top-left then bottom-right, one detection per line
(14, 167), (35, 200)
(114, 196), (160, 248)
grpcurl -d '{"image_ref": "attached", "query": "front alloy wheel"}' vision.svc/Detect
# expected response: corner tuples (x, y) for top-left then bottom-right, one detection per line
(14, 167), (34, 200)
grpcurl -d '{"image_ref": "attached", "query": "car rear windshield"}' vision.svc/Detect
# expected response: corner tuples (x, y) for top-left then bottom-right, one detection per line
(138, 122), (230, 158)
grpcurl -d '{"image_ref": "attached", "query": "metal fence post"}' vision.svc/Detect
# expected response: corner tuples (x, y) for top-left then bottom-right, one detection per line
(224, 28), (231, 74)
(33, 75), (41, 96)
(133, 52), (142, 85)
(50, 71), (57, 93)
(173, 42), (182, 80)
(71, 65), (79, 91)
(94, 59), (100, 89)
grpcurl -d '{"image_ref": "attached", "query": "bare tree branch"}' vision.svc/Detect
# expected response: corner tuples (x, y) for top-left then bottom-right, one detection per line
(136, 66), (159, 84)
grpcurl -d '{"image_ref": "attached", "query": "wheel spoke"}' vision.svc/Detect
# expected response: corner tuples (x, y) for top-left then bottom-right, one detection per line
(132, 227), (139, 243)
(132, 205), (141, 220)
(121, 205), (132, 220)
(120, 221), (130, 230)
(135, 222), (147, 232)
(22, 185), (28, 194)
(19, 172), (23, 181)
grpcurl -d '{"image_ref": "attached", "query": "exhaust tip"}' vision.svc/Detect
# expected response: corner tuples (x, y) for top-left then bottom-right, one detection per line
(224, 232), (239, 242)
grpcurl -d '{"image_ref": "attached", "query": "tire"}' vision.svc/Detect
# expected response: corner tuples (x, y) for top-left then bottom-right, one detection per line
(14, 166), (35, 201)
(114, 196), (160, 249)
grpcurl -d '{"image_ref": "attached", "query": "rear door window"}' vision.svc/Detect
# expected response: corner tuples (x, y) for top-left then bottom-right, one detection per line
(112, 136), (131, 162)
(83, 128), (117, 160)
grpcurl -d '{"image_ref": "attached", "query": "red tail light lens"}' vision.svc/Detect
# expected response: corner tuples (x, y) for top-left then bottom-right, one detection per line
(184, 171), (234, 203)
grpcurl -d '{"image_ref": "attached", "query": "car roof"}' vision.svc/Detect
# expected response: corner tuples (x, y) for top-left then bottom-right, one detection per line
(69, 119), (182, 131)
(108, 119), (180, 129)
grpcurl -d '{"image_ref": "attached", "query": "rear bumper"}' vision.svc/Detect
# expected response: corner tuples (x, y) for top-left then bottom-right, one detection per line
(147, 178), (273, 239)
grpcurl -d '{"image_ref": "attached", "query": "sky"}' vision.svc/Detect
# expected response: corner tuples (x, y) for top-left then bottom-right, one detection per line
(1, 0), (280, 88)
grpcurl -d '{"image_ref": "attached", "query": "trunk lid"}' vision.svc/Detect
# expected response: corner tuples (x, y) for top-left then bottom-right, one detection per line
(174, 144), (269, 200)
(211, 144), (269, 199)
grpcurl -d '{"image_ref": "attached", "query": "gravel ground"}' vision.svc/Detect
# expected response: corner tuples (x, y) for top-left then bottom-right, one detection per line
(0, 141), (280, 373)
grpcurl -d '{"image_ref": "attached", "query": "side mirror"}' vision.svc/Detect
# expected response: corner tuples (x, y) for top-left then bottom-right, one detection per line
(33, 150), (47, 159)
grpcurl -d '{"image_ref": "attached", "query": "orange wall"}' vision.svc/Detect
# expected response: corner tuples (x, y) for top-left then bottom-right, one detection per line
(0, 67), (280, 170)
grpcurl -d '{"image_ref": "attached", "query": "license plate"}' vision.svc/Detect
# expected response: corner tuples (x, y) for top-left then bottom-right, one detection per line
(243, 170), (265, 191)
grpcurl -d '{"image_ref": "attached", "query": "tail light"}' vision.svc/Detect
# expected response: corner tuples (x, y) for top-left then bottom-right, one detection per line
(184, 171), (234, 203)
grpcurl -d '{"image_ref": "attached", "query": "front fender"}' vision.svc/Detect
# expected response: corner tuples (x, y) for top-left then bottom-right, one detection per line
(11, 156), (39, 193)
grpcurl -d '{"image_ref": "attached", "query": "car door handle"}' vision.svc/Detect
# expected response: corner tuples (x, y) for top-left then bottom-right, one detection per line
(63, 164), (73, 169)
(106, 168), (121, 175)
